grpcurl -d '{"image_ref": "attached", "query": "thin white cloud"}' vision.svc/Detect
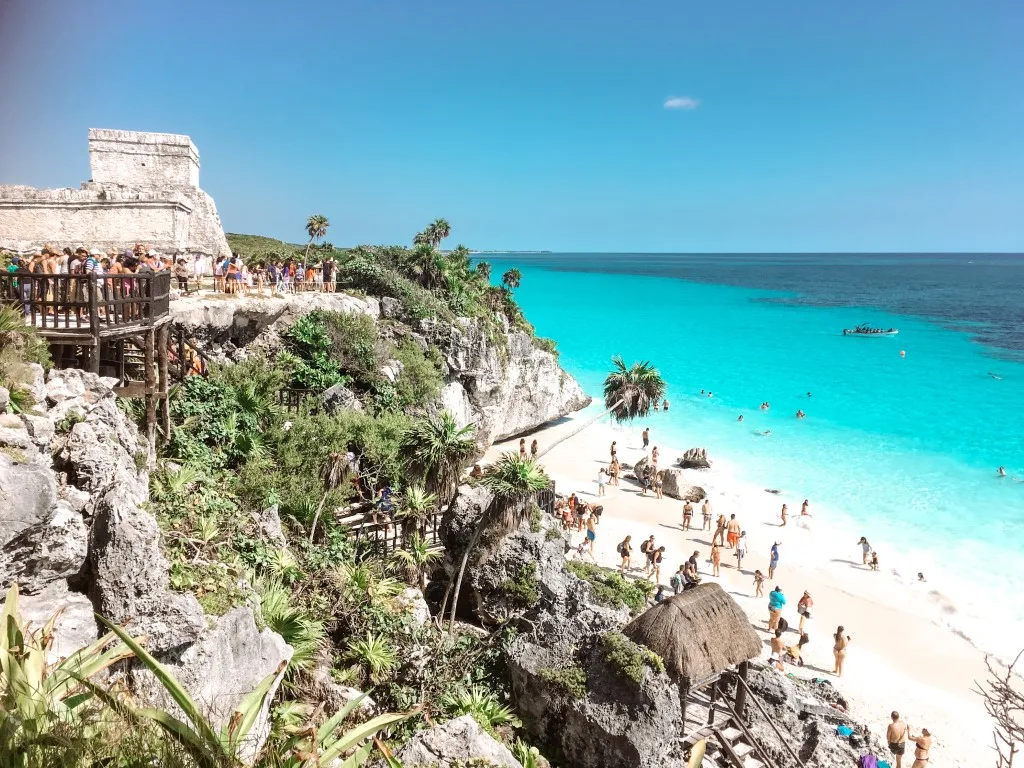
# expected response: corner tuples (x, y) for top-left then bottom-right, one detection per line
(663, 96), (700, 110)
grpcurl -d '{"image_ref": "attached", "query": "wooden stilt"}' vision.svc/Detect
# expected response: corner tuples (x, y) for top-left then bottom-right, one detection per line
(707, 677), (720, 726)
(145, 327), (156, 455)
(158, 324), (170, 439)
(734, 661), (749, 719)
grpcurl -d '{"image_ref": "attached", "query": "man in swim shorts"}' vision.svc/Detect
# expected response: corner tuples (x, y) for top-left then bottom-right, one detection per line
(887, 711), (908, 768)
(727, 514), (741, 548)
(642, 427), (650, 449)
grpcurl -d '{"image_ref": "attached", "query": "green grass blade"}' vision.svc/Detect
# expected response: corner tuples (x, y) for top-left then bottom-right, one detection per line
(318, 710), (416, 764)
(315, 692), (366, 744)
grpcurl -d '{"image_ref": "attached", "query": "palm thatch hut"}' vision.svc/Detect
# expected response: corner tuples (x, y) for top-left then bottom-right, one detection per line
(623, 583), (762, 725)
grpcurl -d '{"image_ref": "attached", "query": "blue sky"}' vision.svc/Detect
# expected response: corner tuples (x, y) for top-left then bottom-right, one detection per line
(1, 0), (1022, 252)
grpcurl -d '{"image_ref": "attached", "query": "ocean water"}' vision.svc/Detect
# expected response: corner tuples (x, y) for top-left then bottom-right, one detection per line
(482, 253), (1024, 659)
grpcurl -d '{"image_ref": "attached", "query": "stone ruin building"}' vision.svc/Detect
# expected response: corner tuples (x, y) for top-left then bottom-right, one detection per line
(0, 129), (231, 257)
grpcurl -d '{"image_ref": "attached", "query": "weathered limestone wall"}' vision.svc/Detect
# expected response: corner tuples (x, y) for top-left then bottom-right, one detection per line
(0, 129), (230, 257)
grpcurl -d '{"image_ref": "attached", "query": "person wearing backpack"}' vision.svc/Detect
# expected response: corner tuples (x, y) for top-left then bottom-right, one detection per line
(617, 536), (633, 572)
(670, 565), (686, 595)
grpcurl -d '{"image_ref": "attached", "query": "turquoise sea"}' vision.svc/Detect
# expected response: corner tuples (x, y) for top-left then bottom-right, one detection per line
(482, 253), (1024, 658)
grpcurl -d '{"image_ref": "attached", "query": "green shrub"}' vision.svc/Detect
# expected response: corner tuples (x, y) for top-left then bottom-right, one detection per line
(545, 526), (564, 541)
(533, 336), (558, 357)
(440, 685), (521, 733)
(392, 339), (444, 409)
(601, 631), (664, 684)
(538, 666), (588, 699)
(500, 562), (539, 608)
(565, 560), (652, 614)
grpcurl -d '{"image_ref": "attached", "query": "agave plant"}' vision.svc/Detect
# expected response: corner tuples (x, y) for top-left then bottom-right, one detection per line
(391, 533), (443, 591)
(88, 615), (287, 767)
(257, 578), (325, 677)
(271, 692), (417, 768)
(0, 584), (136, 752)
(344, 633), (399, 685)
(440, 686), (521, 730)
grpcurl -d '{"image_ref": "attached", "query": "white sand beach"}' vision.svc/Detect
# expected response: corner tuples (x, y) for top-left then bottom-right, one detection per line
(487, 408), (994, 768)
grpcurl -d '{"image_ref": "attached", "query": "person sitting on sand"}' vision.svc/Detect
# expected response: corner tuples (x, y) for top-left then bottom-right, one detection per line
(887, 712), (909, 768)
(713, 514), (728, 546)
(683, 552), (701, 587)
(909, 727), (931, 768)
(870, 551), (880, 571)
(784, 633), (810, 666)
(768, 586), (786, 630)
(702, 499), (712, 530)
(857, 536), (872, 565)
(711, 542), (722, 577)
(770, 628), (786, 657)
(753, 569), (765, 597)
(833, 626), (851, 677)
(682, 500), (694, 530)
(654, 585), (665, 602)
(727, 514), (741, 548)
(617, 535), (633, 571)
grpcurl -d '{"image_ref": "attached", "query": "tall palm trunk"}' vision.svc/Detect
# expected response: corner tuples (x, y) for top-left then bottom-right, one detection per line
(446, 516), (487, 637)
(535, 398), (624, 460)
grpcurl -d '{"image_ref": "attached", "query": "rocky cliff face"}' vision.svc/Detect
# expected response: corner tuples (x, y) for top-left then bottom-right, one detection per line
(0, 367), (289, 752)
(170, 292), (591, 447)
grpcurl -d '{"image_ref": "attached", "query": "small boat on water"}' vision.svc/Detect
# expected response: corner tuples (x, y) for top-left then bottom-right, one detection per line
(843, 323), (899, 337)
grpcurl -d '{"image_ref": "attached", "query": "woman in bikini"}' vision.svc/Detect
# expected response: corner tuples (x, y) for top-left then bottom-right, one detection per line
(682, 501), (693, 530)
(909, 728), (931, 768)
(618, 535), (633, 571)
(711, 542), (721, 577)
(833, 626), (851, 677)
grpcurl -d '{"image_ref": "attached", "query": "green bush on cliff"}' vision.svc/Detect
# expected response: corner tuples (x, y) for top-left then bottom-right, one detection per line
(392, 338), (444, 409)
(538, 666), (588, 699)
(565, 560), (652, 614)
(501, 562), (539, 608)
(600, 631), (664, 684)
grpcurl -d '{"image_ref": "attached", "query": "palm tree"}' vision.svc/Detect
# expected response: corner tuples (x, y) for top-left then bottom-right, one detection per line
(308, 451), (350, 543)
(426, 218), (451, 250)
(537, 356), (666, 460)
(474, 261), (492, 282)
(446, 452), (550, 635)
(392, 533), (443, 590)
(396, 484), (437, 540)
(305, 214), (330, 259)
(407, 243), (447, 289)
(400, 412), (476, 508)
(501, 268), (522, 291)
(413, 230), (432, 247)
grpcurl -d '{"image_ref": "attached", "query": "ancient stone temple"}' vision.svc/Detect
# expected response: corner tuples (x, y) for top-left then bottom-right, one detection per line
(0, 129), (231, 257)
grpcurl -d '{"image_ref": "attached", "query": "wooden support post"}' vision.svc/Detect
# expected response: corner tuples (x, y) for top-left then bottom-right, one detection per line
(158, 324), (170, 440)
(708, 677), (720, 726)
(681, 682), (689, 732)
(145, 327), (156, 457)
(734, 661), (749, 721)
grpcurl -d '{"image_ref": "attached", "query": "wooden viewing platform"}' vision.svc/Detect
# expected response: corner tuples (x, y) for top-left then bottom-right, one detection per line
(1, 270), (173, 443)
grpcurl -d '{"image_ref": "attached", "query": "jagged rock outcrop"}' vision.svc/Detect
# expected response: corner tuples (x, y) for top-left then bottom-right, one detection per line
(678, 447), (710, 469)
(397, 715), (523, 768)
(170, 292), (591, 448)
(321, 382), (364, 413)
(0, 365), (290, 756)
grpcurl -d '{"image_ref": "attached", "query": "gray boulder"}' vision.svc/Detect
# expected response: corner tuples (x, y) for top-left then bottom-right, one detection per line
(0, 415), (33, 451)
(0, 452), (56, 550)
(321, 383), (364, 413)
(132, 607), (292, 762)
(395, 587), (431, 626)
(2, 581), (99, 663)
(678, 447), (710, 470)
(20, 414), (55, 451)
(1, 500), (88, 593)
(26, 363), (46, 407)
(88, 486), (206, 654)
(397, 715), (523, 768)
(64, 420), (144, 501)
(658, 468), (705, 503)
(257, 504), (287, 548)
(0, 386), (8, 413)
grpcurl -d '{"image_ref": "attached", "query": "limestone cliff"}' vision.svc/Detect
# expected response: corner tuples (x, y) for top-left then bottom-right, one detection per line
(170, 291), (591, 447)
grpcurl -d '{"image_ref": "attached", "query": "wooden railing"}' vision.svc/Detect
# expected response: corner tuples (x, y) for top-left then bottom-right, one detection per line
(278, 388), (318, 412)
(0, 271), (171, 337)
(170, 327), (211, 380)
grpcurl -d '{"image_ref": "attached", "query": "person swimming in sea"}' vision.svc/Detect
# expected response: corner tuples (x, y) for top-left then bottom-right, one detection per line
(796, 409), (806, 419)
(998, 466), (1007, 477)
(737, 415), (744, 422)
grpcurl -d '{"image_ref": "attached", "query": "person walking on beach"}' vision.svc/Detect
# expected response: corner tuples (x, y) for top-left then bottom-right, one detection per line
(753, 569), (765, 597)
(682, 501), (693, 530)
(727, 514), (741, 548)
(617, 535), (633, 571)
(832, 626), (851, 677)
(780, 504), (788, 527)
(797, 590), (813, 632)
(640, 464), (651, 496)
(530, 439), (539, 459)
(768, 586), (786, 630)
(580, 514), (597, 559)
(735, 531), (748, 570)
(887, 712), (909, 768)
(702, 499), (712, 530)
(610, 458), (620, 486)
(647, 546), (665, 584)
(670, 564), (686, 594)
(639, 535), (655, 566)
(714, 514), (727, 546)
(597, 468), (607, 497)
(610, 441), (617, 461)
(711, 542), (722, 577)
(651, 445), (659, 465)
(857, 536), (872, 565)
(909, 727), (931, 768)
(642, 428), (650, 450)
(768, 541), (781, 579)
(654, 470), (664, 499)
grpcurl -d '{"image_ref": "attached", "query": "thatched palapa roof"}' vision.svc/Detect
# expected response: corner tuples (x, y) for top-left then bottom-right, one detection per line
(623, 582), (761, 684)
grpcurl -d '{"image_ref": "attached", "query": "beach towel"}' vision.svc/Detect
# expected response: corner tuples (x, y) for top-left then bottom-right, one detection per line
(877, 762), (892, 768)
(836, 726), (854, 737)
(857, 755), (878, 768)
